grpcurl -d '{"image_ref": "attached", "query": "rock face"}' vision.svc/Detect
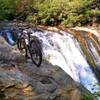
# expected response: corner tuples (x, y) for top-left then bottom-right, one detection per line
(0, 63), (82, 100)
(0, 35), (88, 100)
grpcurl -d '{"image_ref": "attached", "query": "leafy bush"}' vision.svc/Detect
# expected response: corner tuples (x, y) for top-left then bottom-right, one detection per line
(81, 84), (100, 100)
(0, 0), (100, 27)
(27, 0), (100, 27)
(0, 0), (19, 20)
(81, 92), (95, 100)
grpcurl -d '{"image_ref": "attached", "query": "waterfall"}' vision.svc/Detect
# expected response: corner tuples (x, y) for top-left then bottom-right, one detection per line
(1, 27), (99, 94)
(86, 38), (100, 64)
(32, 28), (100, 93)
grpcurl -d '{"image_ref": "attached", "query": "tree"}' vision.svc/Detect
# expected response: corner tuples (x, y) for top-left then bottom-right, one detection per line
(0, 0), (18, 20)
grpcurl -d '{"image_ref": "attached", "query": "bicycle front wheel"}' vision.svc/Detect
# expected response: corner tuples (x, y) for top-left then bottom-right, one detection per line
(30, 39), (42, 67)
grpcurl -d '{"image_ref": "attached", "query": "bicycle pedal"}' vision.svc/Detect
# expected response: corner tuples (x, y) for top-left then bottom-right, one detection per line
(26, 56), (31, 59)
(26, 59), (32, 63)
(21, 51), (25, 54)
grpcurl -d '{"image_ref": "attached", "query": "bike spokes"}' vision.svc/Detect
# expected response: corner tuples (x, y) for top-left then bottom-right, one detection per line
(30, 40), (42, 67)
(17, 37), (26, 54)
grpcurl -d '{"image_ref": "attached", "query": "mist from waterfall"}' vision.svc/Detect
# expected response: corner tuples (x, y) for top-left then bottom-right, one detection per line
(32, 28), (100, 93)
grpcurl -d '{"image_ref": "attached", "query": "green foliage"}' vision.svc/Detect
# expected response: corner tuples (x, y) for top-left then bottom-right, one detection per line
(93, 84), (100, 99)
(29, 0), (68, 25)
(81, 91), (100, 100)
(27, 0), (100, 26)
(0, 0), (19, 20)
(0, 0), (100, 27)
(81, 92), (95, 100)
(81, 84), (100, 100)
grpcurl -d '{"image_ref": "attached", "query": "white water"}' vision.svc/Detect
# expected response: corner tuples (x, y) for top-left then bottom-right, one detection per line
(86, 39), (100, 64)
(32, 29), (100, 93)
(73, 27), (100, 38)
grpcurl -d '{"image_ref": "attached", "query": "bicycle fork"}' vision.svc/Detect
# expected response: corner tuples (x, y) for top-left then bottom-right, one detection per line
(25, 34), (32, 59)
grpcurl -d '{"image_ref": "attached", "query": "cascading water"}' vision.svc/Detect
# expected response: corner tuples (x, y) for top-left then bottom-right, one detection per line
(0, 27), (99, 98)
(32, 28), (100, 94)
(86, 38), (100, 64)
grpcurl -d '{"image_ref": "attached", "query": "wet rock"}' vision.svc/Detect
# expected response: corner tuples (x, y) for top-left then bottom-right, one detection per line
(0, 63), (84, 100)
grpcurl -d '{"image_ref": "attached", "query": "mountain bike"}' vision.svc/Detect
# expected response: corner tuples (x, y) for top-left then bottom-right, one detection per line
(17, 28), (42, 67)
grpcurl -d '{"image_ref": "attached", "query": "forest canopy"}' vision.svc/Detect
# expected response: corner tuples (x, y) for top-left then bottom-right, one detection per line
(0, 0), (100, 27)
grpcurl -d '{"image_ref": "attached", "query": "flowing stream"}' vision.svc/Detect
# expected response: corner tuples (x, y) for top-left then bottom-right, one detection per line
(86, 38), (100, 64)
(31, 28), (100, 93)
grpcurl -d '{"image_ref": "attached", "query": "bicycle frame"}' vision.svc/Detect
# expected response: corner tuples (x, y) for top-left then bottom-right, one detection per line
(17, 29), (42, 67)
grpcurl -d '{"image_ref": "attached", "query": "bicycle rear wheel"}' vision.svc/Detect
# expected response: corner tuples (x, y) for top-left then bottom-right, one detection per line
(17, 37), (27, 55)
(30, 38), (42, 67)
